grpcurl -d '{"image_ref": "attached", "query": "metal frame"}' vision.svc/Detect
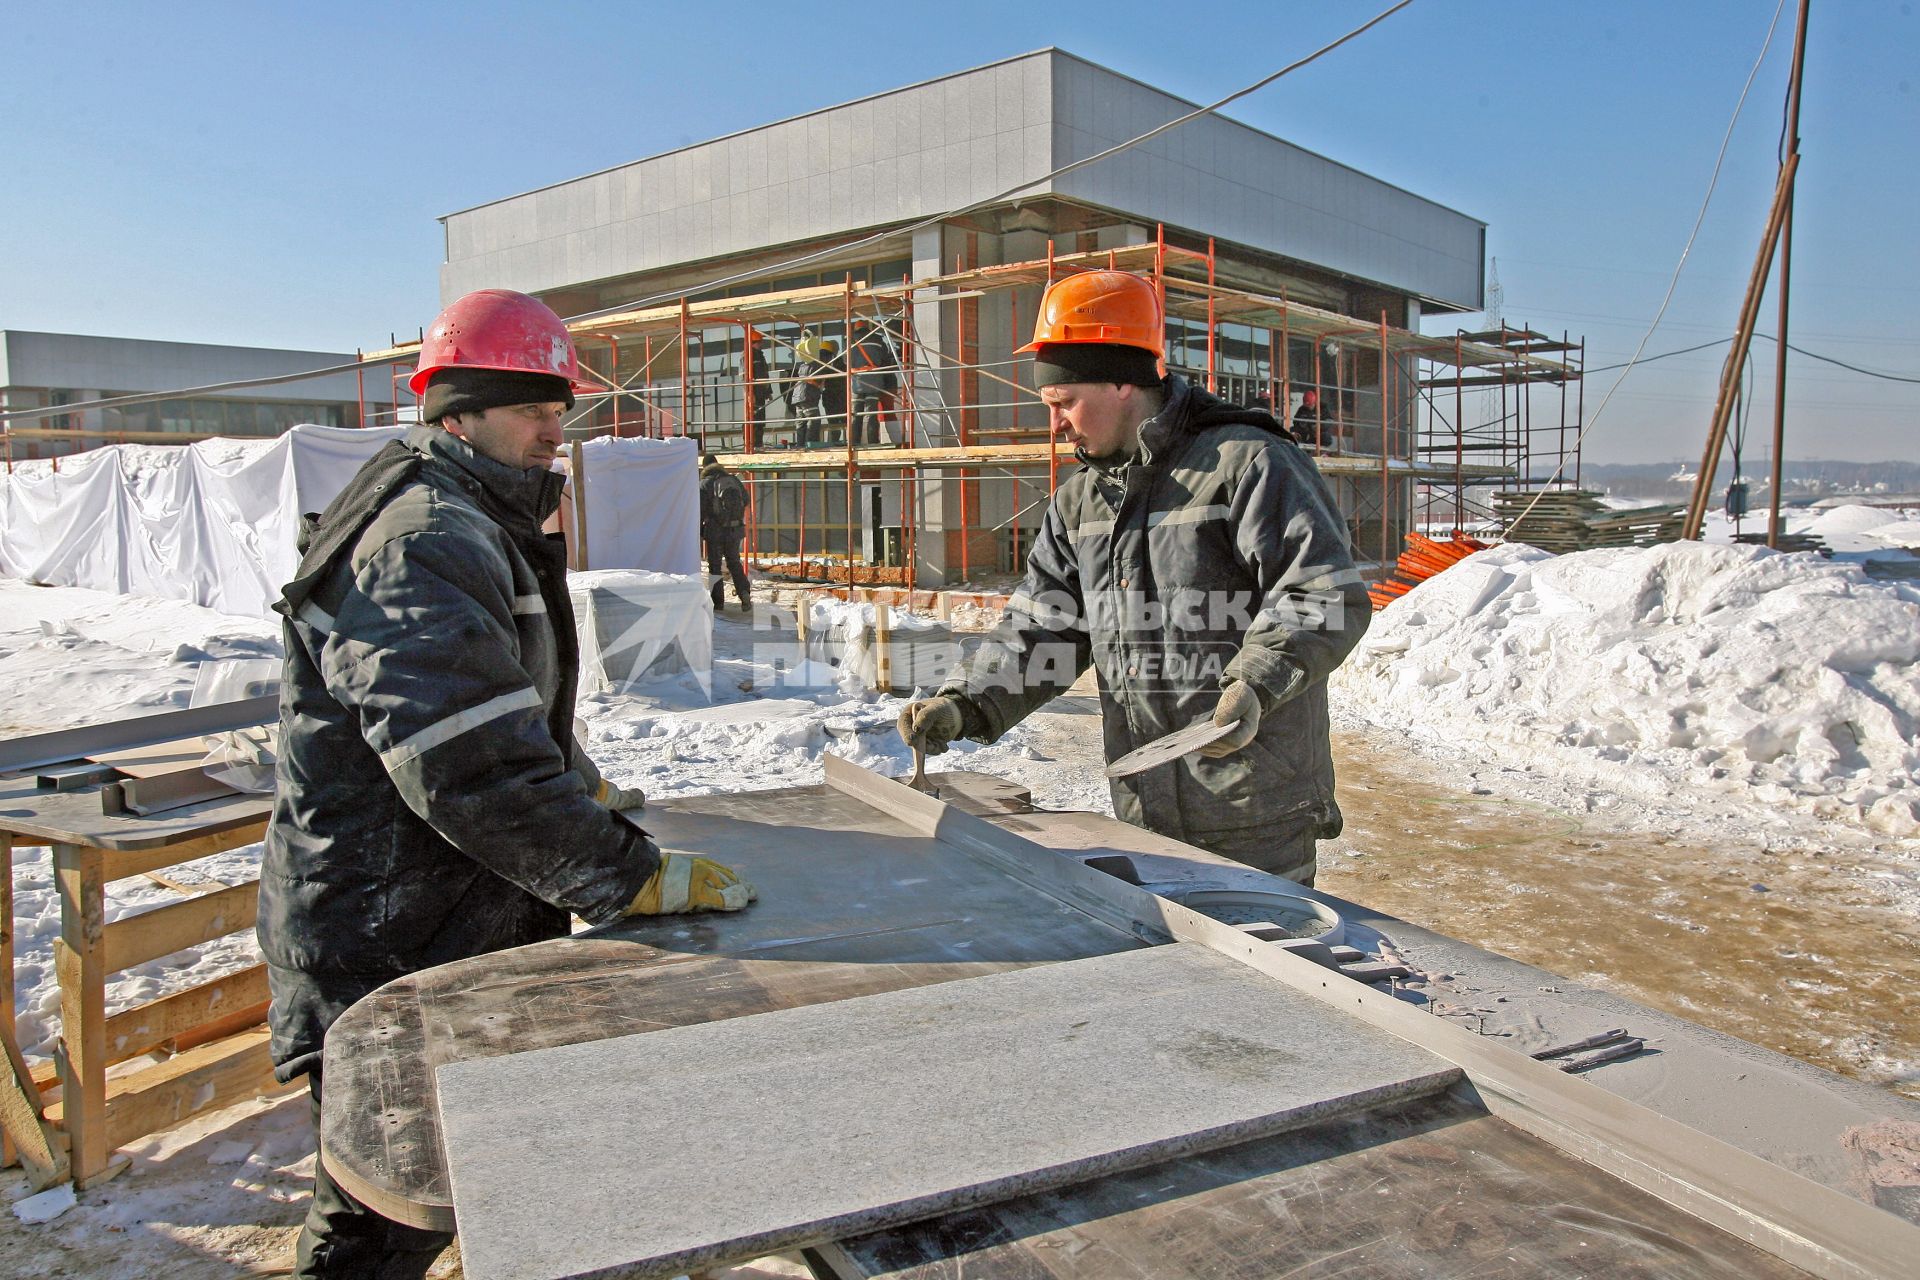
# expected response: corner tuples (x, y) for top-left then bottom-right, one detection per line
(0, 695), (278, 774)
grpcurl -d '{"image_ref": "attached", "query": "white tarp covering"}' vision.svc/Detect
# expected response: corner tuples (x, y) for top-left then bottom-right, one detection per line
(0, 426), (700, 618)
(569, 569), (713, 697)
(572, 433), (700, 575)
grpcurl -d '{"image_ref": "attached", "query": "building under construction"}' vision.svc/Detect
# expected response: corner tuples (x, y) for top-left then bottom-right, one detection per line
(365, 49), (1583, 585)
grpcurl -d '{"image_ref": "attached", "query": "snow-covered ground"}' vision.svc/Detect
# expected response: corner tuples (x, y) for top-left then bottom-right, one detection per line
(6, 523), (1919, 1266)
(0, 576), (1089, 1272)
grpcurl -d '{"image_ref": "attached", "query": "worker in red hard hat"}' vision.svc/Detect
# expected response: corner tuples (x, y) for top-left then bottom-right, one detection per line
(259, 289), (754, 1278)
(900, 270), (1370, 885)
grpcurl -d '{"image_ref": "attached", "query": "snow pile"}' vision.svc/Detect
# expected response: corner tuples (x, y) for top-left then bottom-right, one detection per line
(0, 579), (282, 735)
(1804, 504), (1909, 541)
(1333, 542), (1920, 835)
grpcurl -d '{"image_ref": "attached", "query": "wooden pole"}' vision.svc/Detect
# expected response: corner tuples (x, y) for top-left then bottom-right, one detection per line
(1769, 0), (1810, 550)
(55, 843), (108, 1184)
(844, 276), (857, 589)
(1683, 150), (1801, 539)
(569, 442), (591, 571)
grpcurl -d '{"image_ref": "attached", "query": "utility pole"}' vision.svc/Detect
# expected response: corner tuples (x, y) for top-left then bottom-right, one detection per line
(1684, 0), (1812, 541)
(1767, 0), (1810, 549)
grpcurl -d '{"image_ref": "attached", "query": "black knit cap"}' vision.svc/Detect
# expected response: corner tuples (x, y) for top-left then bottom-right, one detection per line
(1030, 342), (1160, 390)
(422, 367), (575, 425)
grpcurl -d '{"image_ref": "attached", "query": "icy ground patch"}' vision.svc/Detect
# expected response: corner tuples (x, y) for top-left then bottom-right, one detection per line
(1334, 541), (1920, 839)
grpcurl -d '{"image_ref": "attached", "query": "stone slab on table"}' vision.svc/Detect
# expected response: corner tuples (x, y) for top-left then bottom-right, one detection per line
(436, 941), (1461, 1280)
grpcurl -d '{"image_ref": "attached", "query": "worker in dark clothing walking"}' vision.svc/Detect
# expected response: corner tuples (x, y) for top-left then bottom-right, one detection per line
(260, 289), (755, 1279)
(898, 271), (1369, 885)
(700, 452), (752, 612)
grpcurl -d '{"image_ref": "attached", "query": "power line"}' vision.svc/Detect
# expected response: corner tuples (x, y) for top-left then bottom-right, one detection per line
(1584, 332), (1920, 383)
(561, 0), (1420, 324)
(1499, 0), (1789, 535)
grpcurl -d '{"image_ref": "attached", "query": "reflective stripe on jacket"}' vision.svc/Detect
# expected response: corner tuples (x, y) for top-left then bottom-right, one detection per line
(258, 426), (657, 1080)
(943, 376), (1370, 846)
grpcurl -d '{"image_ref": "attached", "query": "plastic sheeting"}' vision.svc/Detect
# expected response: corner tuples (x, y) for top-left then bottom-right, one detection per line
(0, 426), (702, 618)
(571, 434), (701, 575)
(0, 426), (405, 618)
(570, 570), (713, 697)
(802, 597), (961, 696)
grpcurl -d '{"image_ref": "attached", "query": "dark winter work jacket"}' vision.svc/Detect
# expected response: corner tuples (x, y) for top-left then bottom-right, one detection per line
(259, 426), (658, 1081)
(700, 463), (749, 542)
(942, 376), (1370, 849)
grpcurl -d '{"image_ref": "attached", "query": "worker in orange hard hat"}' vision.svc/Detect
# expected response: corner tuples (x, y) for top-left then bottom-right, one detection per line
(261, 289), (754, 1278)
(901, 268), (1371, 886)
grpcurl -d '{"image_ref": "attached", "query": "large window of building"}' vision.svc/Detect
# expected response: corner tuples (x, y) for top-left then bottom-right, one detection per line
(99, 396), (343, 436)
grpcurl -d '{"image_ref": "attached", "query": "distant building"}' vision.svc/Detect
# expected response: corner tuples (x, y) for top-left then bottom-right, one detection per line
(1, 329), (395, 459)
(435, 49), (1504, 579)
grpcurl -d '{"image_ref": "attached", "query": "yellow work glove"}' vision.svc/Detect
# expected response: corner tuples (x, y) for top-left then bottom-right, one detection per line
(596, 777), (647, 812)
(626, 851), (756, 915)
(1197, 681), (1262, 757)
(897, 696), (965, 756)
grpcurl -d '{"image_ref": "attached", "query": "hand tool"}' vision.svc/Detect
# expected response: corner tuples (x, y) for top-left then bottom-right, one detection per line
(908, 743), (934, 793)
(1104, 717), (1240, 779)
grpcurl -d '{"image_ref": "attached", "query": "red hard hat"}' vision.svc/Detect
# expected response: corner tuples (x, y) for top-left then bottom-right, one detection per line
(409, 289), (587, 395)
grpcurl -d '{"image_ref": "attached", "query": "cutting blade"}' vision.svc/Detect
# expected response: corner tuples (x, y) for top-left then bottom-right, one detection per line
(1104, 717), (1239, 779)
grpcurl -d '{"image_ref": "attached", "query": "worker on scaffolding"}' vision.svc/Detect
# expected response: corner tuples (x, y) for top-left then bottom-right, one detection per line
(849, 320), (899, 445)
(259, 289), (755, 1278)
(898, 270), (1370, 884)
(786, 336), (836, 447)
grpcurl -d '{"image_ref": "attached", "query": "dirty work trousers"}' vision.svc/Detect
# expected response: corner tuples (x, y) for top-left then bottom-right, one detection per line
(1191, 813), (1322, 886)
(707, 536), (750, 610)
(296, 1071), (455, 1279)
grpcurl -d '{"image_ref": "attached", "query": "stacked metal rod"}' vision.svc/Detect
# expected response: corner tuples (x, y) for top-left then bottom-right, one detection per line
(1367, 532), (1489, 610)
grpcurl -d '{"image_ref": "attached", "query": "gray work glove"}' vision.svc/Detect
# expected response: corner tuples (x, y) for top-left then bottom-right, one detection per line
(1197, 681), (1262, 758)
(596, 777), (648, 812)
(897, 696), (965, 756)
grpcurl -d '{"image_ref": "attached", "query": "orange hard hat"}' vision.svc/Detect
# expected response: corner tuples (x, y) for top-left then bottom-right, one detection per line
(409, 289), (588, 395)
(1018, 270), (1164, 359)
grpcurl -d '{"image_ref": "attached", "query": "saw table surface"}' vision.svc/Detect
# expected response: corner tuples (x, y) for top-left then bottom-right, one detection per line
(319, 770), (1915, 1279)
(321, 775), (1144, 1228)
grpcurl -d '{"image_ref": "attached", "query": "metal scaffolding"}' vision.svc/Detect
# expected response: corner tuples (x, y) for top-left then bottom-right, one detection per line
(12, 232), (1580, 580)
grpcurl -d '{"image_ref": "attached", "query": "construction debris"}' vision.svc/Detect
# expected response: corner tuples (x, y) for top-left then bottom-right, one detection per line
(1733, 530), (1830, 555)
(1494, 489), (1684, 553)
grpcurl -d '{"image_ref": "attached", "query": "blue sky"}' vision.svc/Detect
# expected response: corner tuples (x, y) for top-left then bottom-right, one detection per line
(2, 1), (1913, 462)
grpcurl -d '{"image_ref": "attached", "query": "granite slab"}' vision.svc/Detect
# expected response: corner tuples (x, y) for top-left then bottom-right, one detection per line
(436, 942), (1461, 1280)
